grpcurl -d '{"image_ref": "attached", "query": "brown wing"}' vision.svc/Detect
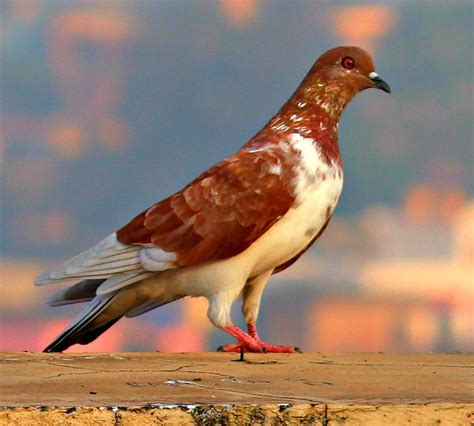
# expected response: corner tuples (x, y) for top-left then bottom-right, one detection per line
(117, 149), (296, 267)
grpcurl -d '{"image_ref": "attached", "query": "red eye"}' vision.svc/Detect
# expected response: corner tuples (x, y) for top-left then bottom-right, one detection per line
(341, 56), (355, 69)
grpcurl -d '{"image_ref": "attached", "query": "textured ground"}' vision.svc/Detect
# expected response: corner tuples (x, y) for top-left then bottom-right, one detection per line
(1, 352), (473, 424)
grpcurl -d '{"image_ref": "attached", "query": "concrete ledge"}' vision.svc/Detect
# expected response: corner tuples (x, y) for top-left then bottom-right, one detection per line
(1, 352), (473, 424)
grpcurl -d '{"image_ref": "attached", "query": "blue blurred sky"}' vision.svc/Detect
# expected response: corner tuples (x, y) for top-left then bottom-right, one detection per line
(2, 0), (472, 259)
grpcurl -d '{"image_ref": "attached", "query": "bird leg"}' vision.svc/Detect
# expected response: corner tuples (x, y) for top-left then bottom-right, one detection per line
(247, 322), (259, 339)
(218, 323), (298, 353)
(217, 270), (299, 353)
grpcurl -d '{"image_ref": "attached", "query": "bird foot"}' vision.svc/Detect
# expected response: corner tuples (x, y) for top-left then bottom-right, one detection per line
(217, 325), (300, 353)
(218, 341), (299, 353)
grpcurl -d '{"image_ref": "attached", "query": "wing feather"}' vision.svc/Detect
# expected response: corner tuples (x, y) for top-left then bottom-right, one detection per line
(116, 147), (297, 267)
(37, 145), (298, 294)
(35, 234), (153, 285)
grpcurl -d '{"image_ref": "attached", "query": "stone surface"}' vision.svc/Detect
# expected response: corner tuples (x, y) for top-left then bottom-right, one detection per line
(1, 352), (473, 424)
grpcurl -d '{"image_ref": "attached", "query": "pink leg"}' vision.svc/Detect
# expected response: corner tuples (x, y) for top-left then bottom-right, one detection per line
(218, 324), (300, 353)
(247, 323), (260, 340)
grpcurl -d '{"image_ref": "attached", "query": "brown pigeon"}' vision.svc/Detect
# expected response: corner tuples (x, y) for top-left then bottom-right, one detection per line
(36, 46), (390, 353)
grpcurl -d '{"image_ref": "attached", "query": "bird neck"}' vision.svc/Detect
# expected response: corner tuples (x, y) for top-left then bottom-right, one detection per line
(244, 73), (360, 166)
(260, 91), (346, 165)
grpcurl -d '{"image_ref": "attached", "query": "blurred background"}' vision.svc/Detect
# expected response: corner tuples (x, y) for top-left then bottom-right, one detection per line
(1, 0), (472, 353)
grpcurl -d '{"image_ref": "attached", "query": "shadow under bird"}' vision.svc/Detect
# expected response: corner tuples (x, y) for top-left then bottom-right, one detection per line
(36, 46), (390, 353)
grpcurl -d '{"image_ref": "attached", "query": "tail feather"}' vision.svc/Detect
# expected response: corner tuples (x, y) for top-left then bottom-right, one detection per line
(43, 276), (183, 352)
(46, 279), (105, 307)
(43, 294), (119, 353)
(74, 318), (121, 346)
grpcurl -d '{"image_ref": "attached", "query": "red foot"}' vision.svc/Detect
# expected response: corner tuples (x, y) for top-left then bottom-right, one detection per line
(217, 324), (300, 353)
(219, 342), (297, 353)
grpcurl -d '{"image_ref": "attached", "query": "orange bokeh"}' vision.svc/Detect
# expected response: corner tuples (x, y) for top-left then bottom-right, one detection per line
(219, 0), (260, 28)
(331, 5), (399, 52)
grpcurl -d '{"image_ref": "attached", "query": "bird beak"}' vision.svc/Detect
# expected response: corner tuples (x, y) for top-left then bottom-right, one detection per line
(369, 72), (391, 93)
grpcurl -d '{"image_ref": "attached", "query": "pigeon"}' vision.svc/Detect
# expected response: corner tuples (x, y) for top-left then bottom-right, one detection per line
(36, 46), (390, 353)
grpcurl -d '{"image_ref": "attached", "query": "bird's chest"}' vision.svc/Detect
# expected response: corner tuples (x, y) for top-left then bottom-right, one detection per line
(247, 159), (343, 275)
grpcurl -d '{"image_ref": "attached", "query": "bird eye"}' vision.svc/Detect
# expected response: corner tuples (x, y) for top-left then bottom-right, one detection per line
(341, 56), (355, 69)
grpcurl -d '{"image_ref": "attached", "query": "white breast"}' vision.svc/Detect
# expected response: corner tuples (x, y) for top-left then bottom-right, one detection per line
(242, 134), (343, 276)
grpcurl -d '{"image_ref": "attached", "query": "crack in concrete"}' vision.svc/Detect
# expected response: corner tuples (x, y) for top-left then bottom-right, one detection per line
(40, 363), (236, 380)
(158, 380), (329, 405)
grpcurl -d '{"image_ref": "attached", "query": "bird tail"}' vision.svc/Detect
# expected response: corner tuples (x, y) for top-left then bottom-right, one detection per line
(43, 282), (183, 352)
(43, 292), (125, 353)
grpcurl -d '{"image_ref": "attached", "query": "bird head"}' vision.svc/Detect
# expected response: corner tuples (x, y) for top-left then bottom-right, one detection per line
(290, 46), (391, 120)
(311, 46), (391, 94)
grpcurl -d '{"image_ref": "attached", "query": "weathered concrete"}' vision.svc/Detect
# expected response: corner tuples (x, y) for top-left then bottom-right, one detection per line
(1, 352), (473, 424)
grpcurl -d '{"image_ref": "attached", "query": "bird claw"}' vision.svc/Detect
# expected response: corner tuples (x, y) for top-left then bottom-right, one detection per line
(259, 343), (298, 353)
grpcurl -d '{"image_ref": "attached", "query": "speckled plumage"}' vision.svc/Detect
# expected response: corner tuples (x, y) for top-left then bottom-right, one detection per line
(36, 46), (390, 353)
